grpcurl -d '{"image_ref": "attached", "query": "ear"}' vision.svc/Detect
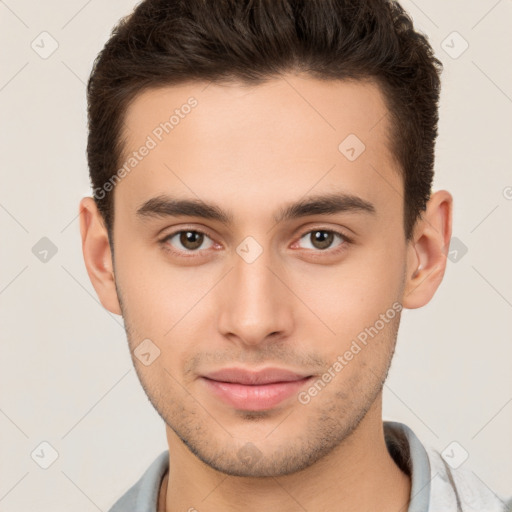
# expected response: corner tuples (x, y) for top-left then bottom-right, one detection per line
(402, 189), (453, 309)
(79, 197), (122, 315)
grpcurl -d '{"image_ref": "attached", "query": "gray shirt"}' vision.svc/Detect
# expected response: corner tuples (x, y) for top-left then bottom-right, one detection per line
(108, 421), (509, 511)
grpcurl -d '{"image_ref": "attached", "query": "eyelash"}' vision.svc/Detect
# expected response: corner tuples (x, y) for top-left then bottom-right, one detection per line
(159, 227), (353, 259)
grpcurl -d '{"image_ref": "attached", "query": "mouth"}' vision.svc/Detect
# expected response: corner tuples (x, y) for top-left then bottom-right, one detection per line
(200, 367), (314, 411)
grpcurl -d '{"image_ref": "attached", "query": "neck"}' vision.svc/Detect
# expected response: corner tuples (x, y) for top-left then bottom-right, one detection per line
(159, 401), (410, 512)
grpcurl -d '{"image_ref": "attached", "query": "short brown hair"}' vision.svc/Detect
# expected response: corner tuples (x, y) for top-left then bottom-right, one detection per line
(87, 0), (443, 242)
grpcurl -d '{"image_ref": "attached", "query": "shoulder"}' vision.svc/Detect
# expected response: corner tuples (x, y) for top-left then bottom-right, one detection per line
(384, 421), (510, 512)
(108, 450), (169, 512)
(426, 444), (509, 512)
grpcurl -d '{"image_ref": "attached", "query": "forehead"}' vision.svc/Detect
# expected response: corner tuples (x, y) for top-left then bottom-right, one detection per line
(116, 74), (401, 222)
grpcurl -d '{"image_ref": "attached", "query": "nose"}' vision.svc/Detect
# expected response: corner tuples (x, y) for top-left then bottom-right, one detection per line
(217, 247), (294, 347)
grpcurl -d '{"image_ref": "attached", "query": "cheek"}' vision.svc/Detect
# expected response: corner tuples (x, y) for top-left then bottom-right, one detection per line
(114, 246), (223, 372)
(292, 248), (404, 343)
(114, 243), (200, 324)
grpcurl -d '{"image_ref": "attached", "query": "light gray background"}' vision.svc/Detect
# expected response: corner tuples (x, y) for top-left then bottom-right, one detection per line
(1, 0), (511, 510)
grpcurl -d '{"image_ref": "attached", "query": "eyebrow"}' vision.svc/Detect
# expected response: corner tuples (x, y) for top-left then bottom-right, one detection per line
(135, 192), (376, 225)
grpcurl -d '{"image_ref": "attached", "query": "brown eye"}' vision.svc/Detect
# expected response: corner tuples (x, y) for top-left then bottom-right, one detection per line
(180, 231), (203, 250)
(165, 230), (214, 252)
(311, 231), (334, 249)
(298, 230), (346, 251)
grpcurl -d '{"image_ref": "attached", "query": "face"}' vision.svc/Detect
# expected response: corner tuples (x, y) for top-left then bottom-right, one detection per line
(110, 75), (410, 476)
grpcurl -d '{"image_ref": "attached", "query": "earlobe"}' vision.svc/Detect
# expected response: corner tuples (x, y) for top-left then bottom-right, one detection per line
(402, 190), (453, 309)
(79, 197), (122, 315)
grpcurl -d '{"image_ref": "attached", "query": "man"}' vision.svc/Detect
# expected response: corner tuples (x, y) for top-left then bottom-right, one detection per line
(79, 0), (510, 510)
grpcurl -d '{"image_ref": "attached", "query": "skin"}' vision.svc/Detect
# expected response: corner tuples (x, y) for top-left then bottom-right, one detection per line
(79, 74), (452, 512)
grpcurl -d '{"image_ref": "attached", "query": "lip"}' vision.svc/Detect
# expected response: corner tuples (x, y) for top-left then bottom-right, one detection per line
(200, 367), (313, 411)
